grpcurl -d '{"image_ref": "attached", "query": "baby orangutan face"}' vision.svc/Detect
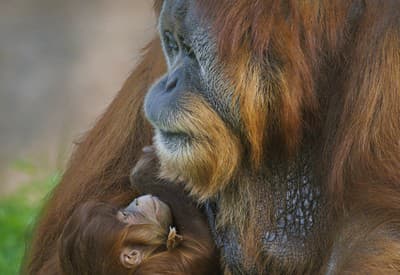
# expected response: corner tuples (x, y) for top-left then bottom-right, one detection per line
(118, 194), (172, 229)
(116, 195), (174, 269)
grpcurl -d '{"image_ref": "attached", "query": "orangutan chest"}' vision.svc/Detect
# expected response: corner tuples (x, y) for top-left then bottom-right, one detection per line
(204, 172), (325, 274)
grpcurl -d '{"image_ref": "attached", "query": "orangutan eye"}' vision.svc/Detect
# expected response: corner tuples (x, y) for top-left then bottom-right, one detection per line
(164, 31), (179, 53)
(119, 211), (131, 221)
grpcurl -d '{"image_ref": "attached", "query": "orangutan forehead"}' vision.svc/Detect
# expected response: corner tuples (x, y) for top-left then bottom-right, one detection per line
(159, 0), (202, 37)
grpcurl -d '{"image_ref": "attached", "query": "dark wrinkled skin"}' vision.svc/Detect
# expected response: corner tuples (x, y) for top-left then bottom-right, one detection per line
(204, 154), (326, 274)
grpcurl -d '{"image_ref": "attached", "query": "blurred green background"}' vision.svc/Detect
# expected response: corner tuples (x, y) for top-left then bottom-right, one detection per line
(0, 1), (155, 273)
(0, 162), (59, 274)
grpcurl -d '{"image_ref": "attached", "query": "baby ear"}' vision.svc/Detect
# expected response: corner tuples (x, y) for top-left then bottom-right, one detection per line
(167, 227), (183, 250)
(120, 247), (143, 269)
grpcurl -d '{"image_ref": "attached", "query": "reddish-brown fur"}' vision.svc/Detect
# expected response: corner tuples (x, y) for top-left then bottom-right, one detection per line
(25, 0), (400, 274)
(25, 36), (165, 274)
(130, 181), (220, 275)
(197, 0), (400, 200)
(196, 0), (400, 273)
(56, 189), (218, 275)
(29, 150), (219, 275)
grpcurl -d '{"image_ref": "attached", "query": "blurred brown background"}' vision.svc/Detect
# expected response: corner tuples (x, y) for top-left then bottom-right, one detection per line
(0, 1), (156, 195)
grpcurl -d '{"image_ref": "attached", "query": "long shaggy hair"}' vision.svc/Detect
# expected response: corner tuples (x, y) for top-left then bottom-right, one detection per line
(196, 0), (400, 207)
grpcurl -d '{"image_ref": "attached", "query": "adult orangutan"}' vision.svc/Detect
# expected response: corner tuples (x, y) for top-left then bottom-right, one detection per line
(26, 0), (400, 274)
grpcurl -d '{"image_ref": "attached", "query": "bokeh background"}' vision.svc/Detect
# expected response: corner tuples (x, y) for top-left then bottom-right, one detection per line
(0, 1), (156, 273)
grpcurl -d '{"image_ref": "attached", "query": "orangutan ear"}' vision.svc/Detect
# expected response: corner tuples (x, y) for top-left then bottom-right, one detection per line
(120, 247), (142, 269)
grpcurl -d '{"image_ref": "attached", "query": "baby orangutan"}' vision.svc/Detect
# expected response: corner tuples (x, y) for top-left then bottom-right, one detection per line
(58, 148), (219, 275)
(118, 194), (183, 265)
